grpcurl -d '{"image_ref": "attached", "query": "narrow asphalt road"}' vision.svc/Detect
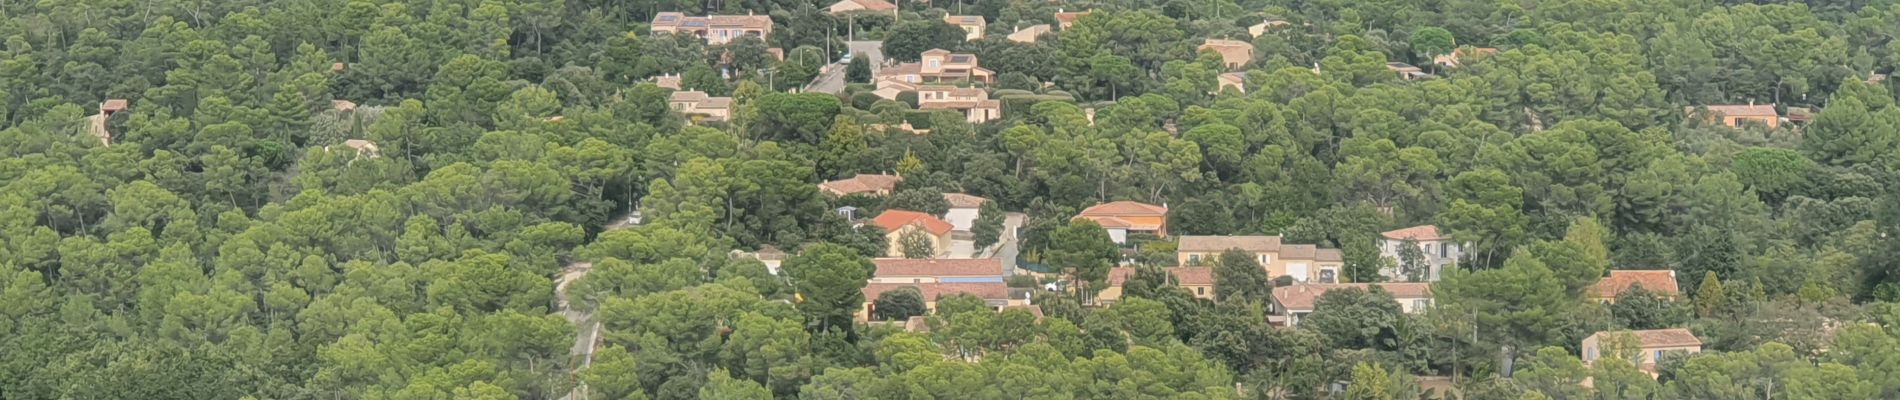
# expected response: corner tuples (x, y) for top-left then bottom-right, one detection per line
(806, 41), (884, 94)
(559, 212), (638, 400)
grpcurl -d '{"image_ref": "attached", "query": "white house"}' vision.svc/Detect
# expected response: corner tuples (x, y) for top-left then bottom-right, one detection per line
(942, 193), (986, 232)
(1378, 225), (1463, 281)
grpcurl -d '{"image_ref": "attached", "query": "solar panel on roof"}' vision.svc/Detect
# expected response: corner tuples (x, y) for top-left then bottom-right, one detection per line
(948, 55), (971, 63)
(657, 15), (678, 22)
(684, 20), (707, 27)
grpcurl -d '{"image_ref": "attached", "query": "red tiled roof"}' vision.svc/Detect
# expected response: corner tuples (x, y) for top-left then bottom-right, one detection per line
(872, 209), (954, 236)
(1272, 283), (1433, 312)
(1078, 201), (1167, 217)
(1591, 328), (1701, 348)
(943, 193), (987, 208)
(1108, 267), (1215, 286)
(1380, 225), (1445, 241)
(872, 258), (1002, 277)
(100, 99), (128, 112)
(1178, 235), (1281, 252)
(1089, 216), (1134, 228)
(863, 282), (1010, 301)
(1054, 11), (1090, 25)
(1592, 270), (1679, 298)
(1692, 104), (1776, 118)
(819, 174), (903, 195)
(835, 0), (896, 11)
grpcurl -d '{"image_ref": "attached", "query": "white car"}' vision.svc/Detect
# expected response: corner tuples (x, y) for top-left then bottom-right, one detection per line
(837, 53), (853, 64)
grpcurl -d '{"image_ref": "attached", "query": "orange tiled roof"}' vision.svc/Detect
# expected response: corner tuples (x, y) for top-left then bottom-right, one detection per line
(1592, 270), (1679, 298)
(1380, 225), (1445, 241)
(835, 0), (896, 11)
(873, 258), (1003, 277)
(1692, 104), (1777, 118)
(872, 209), (954, 236)
(1591, 328), (1701, 348)
(1272, 283), (1433, 311)
(1178, 235), (1281, 252)
(1078, 201), (1167, 217)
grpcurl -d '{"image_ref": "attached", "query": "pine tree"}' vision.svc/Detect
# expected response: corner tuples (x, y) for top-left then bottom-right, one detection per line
(1694, 271), (1725, 317)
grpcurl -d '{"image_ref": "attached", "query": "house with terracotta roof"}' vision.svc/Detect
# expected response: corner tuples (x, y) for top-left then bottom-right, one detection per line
(667, 90), (733, 121)
(1378, 225), (1462, 281)
(916, 85), (1001, 123)
(859, 281), (1020, 321)
(873, 209), (955, 258)
(1198, 39), (1254, 70)
(1218, 72), (1245, 94)
(1589, 270), (1679, 304)
(1074, 201), (1168, 244)
(875, 49), (995, 91)
(871, 258), (1004, 283)
(818, 173), (903, 196)
(1688, 103), (1779, 129)
(1270, 283), (1433, 326)
(99, 99), (128, 115)
(827, 0), (896, 15)
(941, 193), (987, 231)
(650, 12), (774, 45)
(1054, 10), (1090, 30)
(944, 15), (986, 40)
(1177, 235), (1345, 283)
(1098, 266), (1216, 304)
(652, 74), (682, 90)
(1006, 24), (1052, 43)
(1433, 47), (1499, 68)
(1582, 329), (1702, 371)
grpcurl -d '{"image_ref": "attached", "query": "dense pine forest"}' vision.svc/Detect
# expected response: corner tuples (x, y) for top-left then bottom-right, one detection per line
(5, 0), (1900, 399)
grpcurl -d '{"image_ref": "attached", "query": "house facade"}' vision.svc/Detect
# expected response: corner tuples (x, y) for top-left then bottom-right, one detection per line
(1098, 267), (1215, 304)
(944, 15), (986, 40)
(667, 90), (734, 121)
(1218, 72), (1245, 93)
(1378, 225), (1462, 281)
(1176, 235), (1345, 283)
(872, 209), (955, 258)
(650, 13), (774, 45)
(942, 193), (986, 231)
(859, 282), (1020, 321)
(1074, 201), (1168, 244)
(1006, 24), (1051, 43)
(1582, 329), (1702, 371)
(1269, 283), (1433, 326)
(916, 85), (1001, 123)
(1198, 39), (1254, 70)
(875, 49), (996, 89)
(1690, 104), (1779, 129)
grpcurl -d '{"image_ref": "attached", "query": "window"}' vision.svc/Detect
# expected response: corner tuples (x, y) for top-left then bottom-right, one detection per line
(1424, 244), (1434, 255)
(1197, 287), (1206, 295)
(1439, 242), (1447, 258)
(1318, 268), (1337, 283)
(1653, 351), (1663, 362)
(1258, 254), (1269, 264)
(1413, 299), (1428, 310)
(1188, 254), (1201, 265)
(1586, 347), (1596, 362)
(928, 60), (941, 68)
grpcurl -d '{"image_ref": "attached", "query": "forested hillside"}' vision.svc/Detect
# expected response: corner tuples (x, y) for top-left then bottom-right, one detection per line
(3, 0), (1900, 399)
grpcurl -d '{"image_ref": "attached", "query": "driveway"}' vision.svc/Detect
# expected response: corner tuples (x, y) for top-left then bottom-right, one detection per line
(994, 213), (1026, 275)
(560, 211), (638, 400)
(806, 41), (884, 94)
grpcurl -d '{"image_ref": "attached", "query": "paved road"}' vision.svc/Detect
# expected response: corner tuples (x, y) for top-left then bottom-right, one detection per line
(994, 213), (1026, 275)
(559, 212), (639, 400)
(806, 41), (884, 94)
